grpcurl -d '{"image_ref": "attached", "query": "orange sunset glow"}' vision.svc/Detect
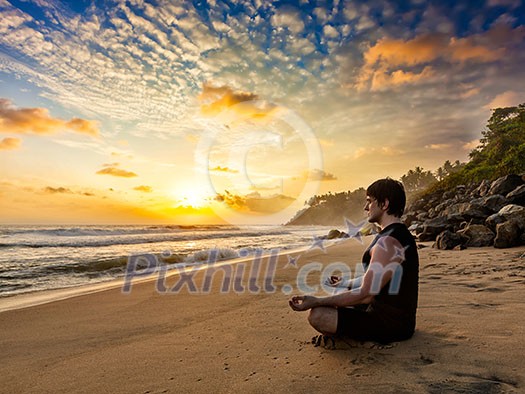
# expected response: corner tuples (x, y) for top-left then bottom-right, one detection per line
(1, 0), (524, 225)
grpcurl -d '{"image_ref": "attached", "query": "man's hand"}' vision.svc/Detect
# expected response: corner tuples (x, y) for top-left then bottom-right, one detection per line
(288, 295), (318, 311)
(326, 275), (342, 287)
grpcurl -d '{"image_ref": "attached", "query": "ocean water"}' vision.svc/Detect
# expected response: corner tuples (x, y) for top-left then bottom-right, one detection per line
(0, 224), (334, 297)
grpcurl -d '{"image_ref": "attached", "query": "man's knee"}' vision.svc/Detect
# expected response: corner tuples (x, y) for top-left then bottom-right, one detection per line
(308, 307), (323, 327)
(308, 307), (337, 334)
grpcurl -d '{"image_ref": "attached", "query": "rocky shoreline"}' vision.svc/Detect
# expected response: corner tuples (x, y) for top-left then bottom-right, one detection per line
(403, 174), (525, 249)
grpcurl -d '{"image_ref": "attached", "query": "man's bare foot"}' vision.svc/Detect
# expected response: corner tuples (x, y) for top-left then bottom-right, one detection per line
(311, 334), (336, 349)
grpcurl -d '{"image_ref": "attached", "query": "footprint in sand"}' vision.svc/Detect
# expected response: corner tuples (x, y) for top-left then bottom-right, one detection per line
(468, 302), (501, 309)
(427, 380), (501, 393)
(434, 372), (521, 393)
(475, 287), (505, 292)
(418, 353), (434, 365)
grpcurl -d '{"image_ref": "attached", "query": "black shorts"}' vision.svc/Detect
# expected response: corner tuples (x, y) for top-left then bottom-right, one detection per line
(336, 306), (414, 344)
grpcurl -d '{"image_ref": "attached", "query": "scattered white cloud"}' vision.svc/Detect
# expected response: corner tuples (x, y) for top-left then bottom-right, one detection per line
(356, 15), (376, 31)
(425, 143), (452, 150)
(354, 146), (404, 159)
(323, 24), (339, 39)
(463, 139), (480, 150)
(271, 5), (305, 34)
(487, 0), (522, 9)
(484, 91), (522, 109)
(313, 7), (330, 24)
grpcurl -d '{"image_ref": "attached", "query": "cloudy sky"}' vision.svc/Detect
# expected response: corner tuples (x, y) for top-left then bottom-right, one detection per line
(1, 0), (524, 224)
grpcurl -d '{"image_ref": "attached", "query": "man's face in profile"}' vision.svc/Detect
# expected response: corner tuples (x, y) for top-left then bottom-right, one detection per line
(365, 196), (383, 223)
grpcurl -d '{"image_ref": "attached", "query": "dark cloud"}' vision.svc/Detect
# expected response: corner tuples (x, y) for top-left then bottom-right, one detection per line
(210, 166), (238, 173)
(309, 169), (338, 181)
(42, 186), (95, 197)
(43, 186), (73, 194)
(96, 163), (137, 178)
(293, 169), (338, 181)
(199, 82), (258, 115)
(133, 185), (153, 192)
(214, 191), (295, 213)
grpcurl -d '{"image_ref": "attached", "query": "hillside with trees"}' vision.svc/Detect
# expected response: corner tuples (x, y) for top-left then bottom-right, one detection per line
(286, 103), (525, 226)
(286, 188), (366, 225)
(421, 103), (525, 197)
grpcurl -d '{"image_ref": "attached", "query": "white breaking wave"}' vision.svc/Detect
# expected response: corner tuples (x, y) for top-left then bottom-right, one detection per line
(0, 224), (335, 297)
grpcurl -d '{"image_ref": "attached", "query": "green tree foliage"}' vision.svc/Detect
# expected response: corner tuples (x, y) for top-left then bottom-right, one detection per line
(305, 188), (366, 209)
(288, 188), (366, 224)
(424, 103), (525, 196)
(469, 104), (525, 176)
(401, 166), (437, 193)
(434, 160), (465, 181)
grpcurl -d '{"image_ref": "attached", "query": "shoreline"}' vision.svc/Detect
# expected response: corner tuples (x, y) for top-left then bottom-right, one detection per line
(0, 239), (351, 313)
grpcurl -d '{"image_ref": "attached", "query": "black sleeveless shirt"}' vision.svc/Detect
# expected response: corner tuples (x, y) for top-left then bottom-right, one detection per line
(362, 222), (419, 332)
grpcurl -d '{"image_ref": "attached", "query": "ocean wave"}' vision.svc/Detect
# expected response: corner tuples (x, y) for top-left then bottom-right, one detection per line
(39, 253), (186, 275)
(0, 282), (32, 292)
(185, 248), (240, 263)
(0, 225), (239, 238)
(0, 225), (332, 297)
(1, 247), (248, 289)
(0, 229), (292, 248)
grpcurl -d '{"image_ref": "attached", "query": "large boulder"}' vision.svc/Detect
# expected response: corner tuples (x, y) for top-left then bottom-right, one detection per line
(506, 184), (525, 206)
(434, 199), (454, 216)
(457, 224), (495, 247)
(403, 213), (418, 227)
(443, 190), (455, 200)
(488, 175), (524, 196)
(485, 213), (506, 232)
(416, 212), (429, 222)
(419, 217), (453, 241)
(498, 205), (525, 230)
(434, 230), (463, 250)
(326, 229), (343, 239)
(443, 202), (492, 223)
(494, 221), (521, 248)
(408, 223), (424, 234)
(409, 199), (428, 212)
(478, 195), (508, 213)
(473, 179), (491, 197)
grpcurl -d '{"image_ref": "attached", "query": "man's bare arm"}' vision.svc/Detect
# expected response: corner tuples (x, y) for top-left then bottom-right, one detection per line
(289, 236), (404, 311)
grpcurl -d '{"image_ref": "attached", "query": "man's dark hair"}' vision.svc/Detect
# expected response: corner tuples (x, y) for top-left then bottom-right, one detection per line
(366, 178), (406, 218)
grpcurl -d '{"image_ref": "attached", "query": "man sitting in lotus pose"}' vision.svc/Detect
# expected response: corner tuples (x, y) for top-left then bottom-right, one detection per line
(289, 178), (419, 346)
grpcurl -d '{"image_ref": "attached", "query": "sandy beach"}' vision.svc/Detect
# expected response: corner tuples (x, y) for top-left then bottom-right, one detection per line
(1, 239), (524, 393)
